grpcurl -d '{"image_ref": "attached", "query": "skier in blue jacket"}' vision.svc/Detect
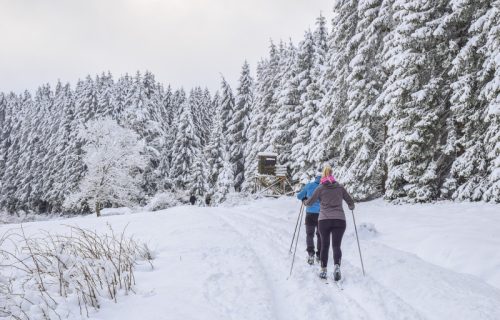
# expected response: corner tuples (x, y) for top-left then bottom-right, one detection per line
(297, 169), (322, 265)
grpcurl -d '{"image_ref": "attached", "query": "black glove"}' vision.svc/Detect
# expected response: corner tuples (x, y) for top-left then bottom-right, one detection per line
(302, 197), (308, 203)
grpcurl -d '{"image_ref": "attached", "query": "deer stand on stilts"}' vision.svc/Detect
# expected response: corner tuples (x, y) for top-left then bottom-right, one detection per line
(253, 152), (294, 197)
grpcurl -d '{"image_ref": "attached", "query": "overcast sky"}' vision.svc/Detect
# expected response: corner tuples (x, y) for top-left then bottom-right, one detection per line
(0, 0), (332, 94)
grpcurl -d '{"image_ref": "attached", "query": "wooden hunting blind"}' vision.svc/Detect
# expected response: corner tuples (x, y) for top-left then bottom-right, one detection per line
(257, 152), (277, 175)
(254, 152), (293, 197)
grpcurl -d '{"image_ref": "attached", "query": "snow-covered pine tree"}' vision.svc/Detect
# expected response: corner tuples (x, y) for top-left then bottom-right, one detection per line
(242, 62), (265, 191)
(190, 149), (210, 198)
(228, 62), (253, 191)
(168, 88), (187, 140)
(0, 94), (20, 211)
(290, 30), (320, 179)
(27, 85), (54, 212)
(242, 43), (281, 190)
(95, 72), (115, 119)
(266, 40), (299, 176)
(440, 0), (492, 200)
(39, 81), (67, 211)
(258, 42), (283, 154)
(0, 93), (7, 197)
(64, 118), (146, 216)
(189, 87), (206, 145)
(60, 83), (88, 212)
(181, 89), (213, 186)
(484, 113), (500, 202)
(202, 87), (214, 139)
(11, 92), (35, 212)
(219, 77), (243, 189)
(169, 100), (202, 189)
(205, 91), (224, 189)
(172, 88), (187, 118)
(158, 87), (186, 190)
(313, 13), (329, 66)
(481, 1), (500, 202)
(74, 75), (97, 123)
(309, 0), (360, 172)
(213, 147), (235, 204)
(156, 84), (173, 189)
(0, 93), (5, 124)
(219, 77), (235, 135)
(301, 13), (330, 181)
(142, 71), (167, 194)
(189, 86), (212, 147)
(3, 93), (23, 211)
(161, 85), (174, 127)
(49, 82), (79, 210)
(112, 74), (131, 118)
(0, 92), (7, 181)
(378, 0), (451, 202)
(335, 0), (392, 200)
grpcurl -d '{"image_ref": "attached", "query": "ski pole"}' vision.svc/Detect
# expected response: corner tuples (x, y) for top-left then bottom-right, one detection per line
(351, 209), (366, 276)
(289, 203), (304, 254)
(289, 205), (305, 278)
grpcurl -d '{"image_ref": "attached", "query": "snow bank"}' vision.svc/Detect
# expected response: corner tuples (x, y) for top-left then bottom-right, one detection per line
(354, 198), (500, 289)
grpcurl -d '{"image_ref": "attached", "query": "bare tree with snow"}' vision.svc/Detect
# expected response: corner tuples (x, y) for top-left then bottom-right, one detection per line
(64, 118), (147, 216)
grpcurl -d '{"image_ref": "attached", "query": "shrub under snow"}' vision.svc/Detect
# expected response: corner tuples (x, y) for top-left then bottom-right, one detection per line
(219, 192), (259, 207)
(0, 225), (153, 319)
(145, 191), (182, 211)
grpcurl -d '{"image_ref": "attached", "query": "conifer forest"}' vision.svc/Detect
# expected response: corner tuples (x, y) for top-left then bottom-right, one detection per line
(1, 0), (499, 214)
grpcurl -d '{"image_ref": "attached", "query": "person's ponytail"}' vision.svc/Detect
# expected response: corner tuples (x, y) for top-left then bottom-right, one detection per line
(322, 164), (332, 178)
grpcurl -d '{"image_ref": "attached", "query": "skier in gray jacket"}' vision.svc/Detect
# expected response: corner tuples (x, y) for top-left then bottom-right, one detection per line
(305, 164), (355, 281)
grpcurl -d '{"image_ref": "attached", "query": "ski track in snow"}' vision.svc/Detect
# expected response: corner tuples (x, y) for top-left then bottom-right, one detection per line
(199, 219), (278, 320)
(210, 199), (500, 320)
(216, 204), (425, 320)
(2, 198), (500, 320)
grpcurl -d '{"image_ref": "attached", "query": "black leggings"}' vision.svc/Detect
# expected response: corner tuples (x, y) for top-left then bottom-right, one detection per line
(318, 219), (346, 268)
(305, 214), (320, 256)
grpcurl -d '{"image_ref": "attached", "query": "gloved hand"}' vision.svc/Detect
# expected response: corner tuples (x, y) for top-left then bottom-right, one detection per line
(349, 204), (355, 210)
(302, 197), (308, 203)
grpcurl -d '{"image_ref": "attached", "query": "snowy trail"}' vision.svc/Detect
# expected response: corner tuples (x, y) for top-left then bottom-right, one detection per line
(2, 197), (500, 319)
(212, 208), (355, 320)
(220, 200), (500, 320)
(215, 203), (425, 320)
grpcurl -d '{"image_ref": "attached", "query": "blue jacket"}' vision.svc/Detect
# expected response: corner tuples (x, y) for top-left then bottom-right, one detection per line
(297, 176), (321, 214)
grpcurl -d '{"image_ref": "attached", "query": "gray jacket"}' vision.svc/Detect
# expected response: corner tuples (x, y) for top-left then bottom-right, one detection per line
(305, 181), (355, 221)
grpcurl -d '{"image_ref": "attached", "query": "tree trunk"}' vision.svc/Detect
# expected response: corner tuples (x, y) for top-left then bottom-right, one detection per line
(95, 202), (101, 217)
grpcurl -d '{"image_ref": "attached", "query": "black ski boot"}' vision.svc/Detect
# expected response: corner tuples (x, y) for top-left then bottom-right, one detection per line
(333, 264), (341, 281)
(319, 267), (327, 279)
(307, 252), (315, 265)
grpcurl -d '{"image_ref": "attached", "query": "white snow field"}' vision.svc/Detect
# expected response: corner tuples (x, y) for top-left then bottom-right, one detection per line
(1, 197), (499, 320)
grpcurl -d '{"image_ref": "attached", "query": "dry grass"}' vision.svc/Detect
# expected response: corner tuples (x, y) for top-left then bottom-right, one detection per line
(0, 224), (153, 319)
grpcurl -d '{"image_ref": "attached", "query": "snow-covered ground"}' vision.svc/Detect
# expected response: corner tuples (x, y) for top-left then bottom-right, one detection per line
(1, 197), (499, 319)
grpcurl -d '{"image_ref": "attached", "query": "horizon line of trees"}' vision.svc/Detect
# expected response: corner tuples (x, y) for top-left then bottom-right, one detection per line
(0, 0), (499, 214)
